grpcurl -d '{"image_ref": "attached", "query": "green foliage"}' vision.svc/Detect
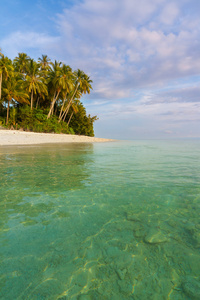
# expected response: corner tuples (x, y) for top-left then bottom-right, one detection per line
(69, 102), (98, 136)
(0, 51), (97, 136)
(9, 107), (17, 125)
(5, 106), (74, 134)
(0, 116), (6, 126)
(0, 104), (77, 134)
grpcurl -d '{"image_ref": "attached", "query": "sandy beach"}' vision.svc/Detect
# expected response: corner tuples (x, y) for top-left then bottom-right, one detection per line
(0, 129), (114, 146)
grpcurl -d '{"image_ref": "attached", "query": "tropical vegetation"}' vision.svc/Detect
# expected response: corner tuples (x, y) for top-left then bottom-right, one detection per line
(0, 49), (97, 136)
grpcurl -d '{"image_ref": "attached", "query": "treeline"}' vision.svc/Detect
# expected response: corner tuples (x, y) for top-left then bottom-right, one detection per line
(0, 50), (98, 136)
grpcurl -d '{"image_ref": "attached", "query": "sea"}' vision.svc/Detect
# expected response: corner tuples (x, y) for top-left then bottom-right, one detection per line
(0, 140), (200, 300)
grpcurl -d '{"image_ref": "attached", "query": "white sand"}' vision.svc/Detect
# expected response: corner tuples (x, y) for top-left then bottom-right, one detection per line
(0, 130), (115, 146)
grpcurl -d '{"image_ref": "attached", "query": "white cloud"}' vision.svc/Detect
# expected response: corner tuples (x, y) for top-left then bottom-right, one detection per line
(1, 0), (200, 138)
(53, 0), (200, 101)
(159, 2), (179, 25)
(2, 0), (200, 99)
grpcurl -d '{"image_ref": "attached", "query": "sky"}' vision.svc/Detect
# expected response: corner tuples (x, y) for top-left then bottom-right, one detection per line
(0, 0), (200, 139)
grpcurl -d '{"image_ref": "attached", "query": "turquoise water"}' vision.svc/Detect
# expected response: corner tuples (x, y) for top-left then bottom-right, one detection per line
(0, 140), (200, 300)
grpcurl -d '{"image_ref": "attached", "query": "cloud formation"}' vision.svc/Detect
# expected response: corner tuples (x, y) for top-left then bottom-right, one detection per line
(55, 0), (200, 99)
(0, 0), (200, 138)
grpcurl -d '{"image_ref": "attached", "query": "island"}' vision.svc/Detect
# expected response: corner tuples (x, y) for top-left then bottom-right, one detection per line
(0, 51), (99, 138)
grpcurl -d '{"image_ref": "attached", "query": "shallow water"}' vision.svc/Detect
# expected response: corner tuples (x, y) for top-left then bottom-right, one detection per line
(0, 140), (200, 300)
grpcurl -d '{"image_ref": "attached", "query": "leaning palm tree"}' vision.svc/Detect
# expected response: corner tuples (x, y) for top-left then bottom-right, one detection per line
(47, 62), (73, 119)
(60, 88), (81, 123)
(57, 64), (75, 119)
(66, 98), (79, 126)
(3, 75), (29, 124)
(25, 59), (48, 110)
(59, 69), (92, 122)
(47, 61), (62, 118)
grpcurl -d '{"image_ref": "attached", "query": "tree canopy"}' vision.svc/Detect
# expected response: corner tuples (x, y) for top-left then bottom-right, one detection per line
(0, 51), (97, 136)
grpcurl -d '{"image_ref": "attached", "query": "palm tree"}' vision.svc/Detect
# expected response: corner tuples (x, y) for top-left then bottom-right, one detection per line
(35, 91), (46, 109)
(0, 54), (13, 99)
(38, 55), (51, 70)
(38, 55), (51, 81)
(57, 64), (75, 119)
(59, 69), (92, 122)
(66, 98), (79, 126)
(25, 59), (48, 110)
(46, 60), (62, 118)
(47, 62), (73, 119)
(13, 53), (30, 74)
(61, 89), (81, 122)
(3, 75), (29, 124)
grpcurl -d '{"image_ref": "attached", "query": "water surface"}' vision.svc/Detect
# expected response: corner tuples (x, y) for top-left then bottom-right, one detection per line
(0, 140), (200, 299)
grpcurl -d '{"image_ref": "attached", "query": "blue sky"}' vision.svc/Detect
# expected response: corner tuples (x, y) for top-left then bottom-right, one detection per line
(1, 0), (200, 139)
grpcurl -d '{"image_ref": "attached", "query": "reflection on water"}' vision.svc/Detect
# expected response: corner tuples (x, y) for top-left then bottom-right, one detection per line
(0, 140), (200, 299)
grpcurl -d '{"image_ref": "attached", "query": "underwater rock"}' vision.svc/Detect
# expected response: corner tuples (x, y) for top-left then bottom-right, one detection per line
(168, 220), (177, 228)
(118, 280), (133, 294)
(144, 229), (168, 244)
(132, 223), (144, 231)
(126, 213), (141, 222)
(74, 271), (88, 287)
(115, 253), (133, 270)
(182, 277), (200, 299)
(132, 223), (145, 238)
(106, 246), (121, 258)
(134, 229), (145, 238)
(116, 268), (127, 280)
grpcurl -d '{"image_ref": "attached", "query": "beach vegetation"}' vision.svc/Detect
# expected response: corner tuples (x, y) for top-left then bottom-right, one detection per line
(0, 50), (97, 136)
(3, 74), (29, 124)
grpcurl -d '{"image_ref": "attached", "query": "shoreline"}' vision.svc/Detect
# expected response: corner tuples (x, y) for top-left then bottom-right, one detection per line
(0, 129), (115, 146)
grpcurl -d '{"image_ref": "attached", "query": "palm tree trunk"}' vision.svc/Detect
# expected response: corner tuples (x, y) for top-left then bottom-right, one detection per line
(54, 104), (57, 115)
(62, 103), (71, 122)
(67, 111), (74, 126)
(59, 101), (65, 119)
(31, 89), (34, 110)
(6, 100), (10, 125)
(47, 90), (60, 119)
(47, 91), (56, 119)
(59, 83), (79, 122)
(36, 96), (40, 109)
(59, 94), (67, 119)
